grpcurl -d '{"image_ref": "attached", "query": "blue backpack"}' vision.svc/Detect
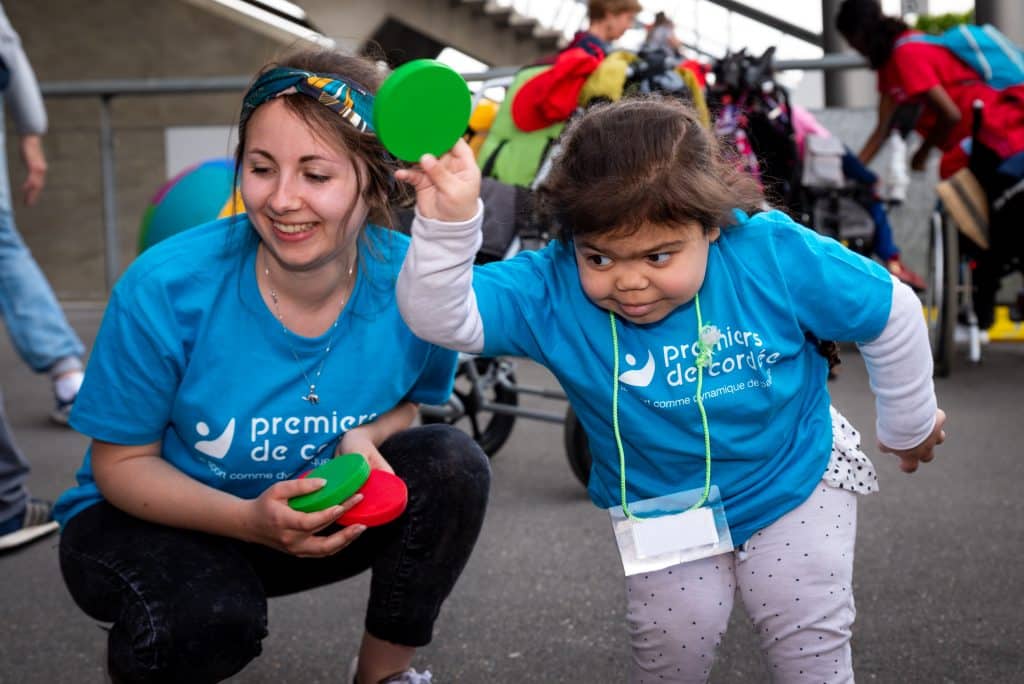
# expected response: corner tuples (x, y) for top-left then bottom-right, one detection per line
(898, 24), (1024, 91)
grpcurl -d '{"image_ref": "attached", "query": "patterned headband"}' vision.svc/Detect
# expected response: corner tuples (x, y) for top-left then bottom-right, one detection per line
(240, 66), (375, 133)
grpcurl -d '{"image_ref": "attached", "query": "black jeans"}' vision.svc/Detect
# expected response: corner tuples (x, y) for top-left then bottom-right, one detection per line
(59, 425), (490, 683)
(968, 143), (1024, 329)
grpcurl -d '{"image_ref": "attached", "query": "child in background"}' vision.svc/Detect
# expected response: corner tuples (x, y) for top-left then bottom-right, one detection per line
(643, 10), (684, 57)
(791, 103), (926, 290)
(396, 96), (945, 682)
(556, 0), (642, 61)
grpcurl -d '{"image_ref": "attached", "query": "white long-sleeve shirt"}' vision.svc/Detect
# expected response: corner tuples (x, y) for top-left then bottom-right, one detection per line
(398, 205), (936, 452)
(0, 3), (48, 135)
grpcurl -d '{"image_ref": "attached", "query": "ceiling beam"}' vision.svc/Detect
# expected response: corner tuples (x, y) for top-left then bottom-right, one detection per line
(702, 0), (822, 47)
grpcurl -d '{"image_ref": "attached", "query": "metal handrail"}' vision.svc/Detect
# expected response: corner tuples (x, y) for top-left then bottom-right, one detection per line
(39, 53), (866, 292)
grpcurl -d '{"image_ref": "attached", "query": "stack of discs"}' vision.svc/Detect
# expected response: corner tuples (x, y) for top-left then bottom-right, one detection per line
(289, 453), (408, 527)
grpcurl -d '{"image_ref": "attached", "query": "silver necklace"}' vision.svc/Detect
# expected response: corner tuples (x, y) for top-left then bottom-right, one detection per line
(263, 254), (355, 405)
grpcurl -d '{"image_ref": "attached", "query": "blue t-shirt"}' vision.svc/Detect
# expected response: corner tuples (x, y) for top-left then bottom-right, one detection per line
(55, 217), (457, 525)
(473, 210), (892, 546)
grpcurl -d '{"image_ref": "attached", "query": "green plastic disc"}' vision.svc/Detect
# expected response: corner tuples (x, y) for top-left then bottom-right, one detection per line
(288, 453), (370, 513)
(374, 59), (472, 162)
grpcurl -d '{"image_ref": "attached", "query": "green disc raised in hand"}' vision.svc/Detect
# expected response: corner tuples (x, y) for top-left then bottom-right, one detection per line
(374, 59), (472, 162)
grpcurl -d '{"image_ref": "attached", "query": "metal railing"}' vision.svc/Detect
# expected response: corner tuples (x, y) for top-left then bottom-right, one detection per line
(40, 53), (865, 292)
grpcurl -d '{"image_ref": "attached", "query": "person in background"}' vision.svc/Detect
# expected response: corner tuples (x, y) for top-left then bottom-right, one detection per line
(55, 49), (490, 684)
(643, 10), (684, 57)
(836, 0), (1024, 328)
(0, 387), (58, 551)
(0, 3), (86, 425)
(553, 0), (643, 62)
(836, 0), (1024, 178)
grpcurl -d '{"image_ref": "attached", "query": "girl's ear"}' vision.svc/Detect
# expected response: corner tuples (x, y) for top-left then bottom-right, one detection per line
(708, 226), (722, 243)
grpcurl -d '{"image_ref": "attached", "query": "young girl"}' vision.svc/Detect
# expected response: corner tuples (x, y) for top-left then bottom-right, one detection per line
(396, 96), (945, 682)
(55, 49), (490, 684)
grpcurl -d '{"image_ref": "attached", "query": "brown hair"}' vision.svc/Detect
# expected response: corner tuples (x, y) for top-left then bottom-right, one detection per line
(536, 95), (764, 243)
(234, 48), (411, 229)
(588, 0), (643, 21)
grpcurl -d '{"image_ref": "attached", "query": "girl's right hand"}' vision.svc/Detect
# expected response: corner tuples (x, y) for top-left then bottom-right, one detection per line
(394, 138), (480, 223)
(242, 477), (366, 557)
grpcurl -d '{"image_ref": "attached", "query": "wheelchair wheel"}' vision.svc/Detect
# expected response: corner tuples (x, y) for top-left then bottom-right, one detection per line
(422, 357), (518, 457)
(925, 209), (959, 377)
(563, 406), (592, 488)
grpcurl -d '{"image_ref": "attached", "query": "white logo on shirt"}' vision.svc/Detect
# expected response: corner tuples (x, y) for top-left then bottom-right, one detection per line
(619, 350), (656, 387)
(194, 418), (235, 459)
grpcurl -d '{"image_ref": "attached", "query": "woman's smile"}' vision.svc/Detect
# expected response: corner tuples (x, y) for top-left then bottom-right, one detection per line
(271, 220), (318, 239)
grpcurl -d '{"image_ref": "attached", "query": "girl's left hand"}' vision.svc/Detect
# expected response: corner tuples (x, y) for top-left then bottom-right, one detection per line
(395, 138), (480, 223)
(879, 408), (946, 473)
(339, 426), (394, 474)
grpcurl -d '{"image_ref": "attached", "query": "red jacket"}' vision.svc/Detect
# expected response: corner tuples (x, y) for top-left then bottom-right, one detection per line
(511, 46), (604, 132)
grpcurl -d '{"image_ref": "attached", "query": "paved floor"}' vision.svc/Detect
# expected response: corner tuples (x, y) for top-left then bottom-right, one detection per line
(1, 303), (1023, 683)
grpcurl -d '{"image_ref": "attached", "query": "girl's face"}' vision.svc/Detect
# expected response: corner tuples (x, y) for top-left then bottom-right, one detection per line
(241, 98), (369, 272)
(574, 220), (719, 325)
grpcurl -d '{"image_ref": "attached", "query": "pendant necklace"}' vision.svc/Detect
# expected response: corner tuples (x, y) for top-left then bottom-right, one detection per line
(263, 252), (355, 405)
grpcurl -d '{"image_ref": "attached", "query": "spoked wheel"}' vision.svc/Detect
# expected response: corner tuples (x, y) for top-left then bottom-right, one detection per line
(925, 209), (959, 377)
(563, 406), (592, 489)
(422, 357), (518, 457)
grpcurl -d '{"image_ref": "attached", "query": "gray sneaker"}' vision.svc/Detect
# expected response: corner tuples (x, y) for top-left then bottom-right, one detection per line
(0, 499), (59, 551)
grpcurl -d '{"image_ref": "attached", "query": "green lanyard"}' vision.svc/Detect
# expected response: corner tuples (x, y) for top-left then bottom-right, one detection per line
(611, 292), (713, 521)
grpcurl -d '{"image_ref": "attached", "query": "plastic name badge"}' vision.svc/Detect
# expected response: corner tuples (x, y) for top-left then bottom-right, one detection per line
(631, 506), (718, 559)
(609, 485), (734, 576)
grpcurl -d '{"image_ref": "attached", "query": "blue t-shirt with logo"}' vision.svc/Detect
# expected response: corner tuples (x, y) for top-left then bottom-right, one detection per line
(473, 210), (892, 546)
(54, 217), (457, 526)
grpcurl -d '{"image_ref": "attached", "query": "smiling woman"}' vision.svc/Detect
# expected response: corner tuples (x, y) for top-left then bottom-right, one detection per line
(53, 48), (491, 684)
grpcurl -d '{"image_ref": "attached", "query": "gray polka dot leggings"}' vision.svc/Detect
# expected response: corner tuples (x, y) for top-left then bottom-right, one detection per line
(626, 483), (857, 683)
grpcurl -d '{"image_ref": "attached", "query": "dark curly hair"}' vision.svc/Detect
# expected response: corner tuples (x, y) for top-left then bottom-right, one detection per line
(535, 95), (764, 243)
(835, 0), (910, 69)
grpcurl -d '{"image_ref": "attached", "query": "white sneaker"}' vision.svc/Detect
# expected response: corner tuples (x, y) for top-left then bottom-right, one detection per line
(51, 370), (84, 426)
(347, 656), (433, 684)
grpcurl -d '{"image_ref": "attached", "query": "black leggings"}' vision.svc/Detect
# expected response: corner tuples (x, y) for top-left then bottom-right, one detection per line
(59, 425), (490, 683)
(968, 144), (1024, 328)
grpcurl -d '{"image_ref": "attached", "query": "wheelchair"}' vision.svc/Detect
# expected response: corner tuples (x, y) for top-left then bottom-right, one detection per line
(925, 145), (1024, 377)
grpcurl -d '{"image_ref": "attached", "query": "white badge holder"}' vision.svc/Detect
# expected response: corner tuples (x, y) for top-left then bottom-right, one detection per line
(608, 485), (733, 576)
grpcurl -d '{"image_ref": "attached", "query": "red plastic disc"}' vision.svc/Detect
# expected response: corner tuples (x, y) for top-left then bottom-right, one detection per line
(337, 469), (409, 527)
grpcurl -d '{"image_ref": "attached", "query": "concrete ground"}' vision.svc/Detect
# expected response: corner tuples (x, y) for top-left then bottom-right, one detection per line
(1, 303), (1023, 683)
